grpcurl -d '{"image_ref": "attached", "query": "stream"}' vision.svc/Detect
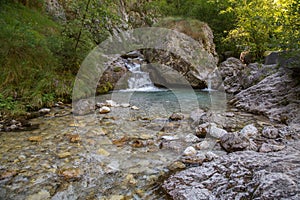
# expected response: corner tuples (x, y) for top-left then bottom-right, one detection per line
(0, 88), (272, 200)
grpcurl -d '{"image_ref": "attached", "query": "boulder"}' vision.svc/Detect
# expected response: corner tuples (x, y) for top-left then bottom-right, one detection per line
(142, 18), (218, 89)
(220, 133), (249, 152)
(239, 124), (258, 138)
(163, 140), (300, 200)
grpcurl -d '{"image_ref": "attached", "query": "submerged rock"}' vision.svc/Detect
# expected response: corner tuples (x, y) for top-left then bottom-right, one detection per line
(99, 106), (111, 114)
(163, 140), (300, 200)
(169, 112), (184, 121)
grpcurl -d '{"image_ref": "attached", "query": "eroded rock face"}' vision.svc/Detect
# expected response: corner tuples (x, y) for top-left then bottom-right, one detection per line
(218, 57), (278, 94)
(163, 140), (300, 200)
(232, 69), (300, 128)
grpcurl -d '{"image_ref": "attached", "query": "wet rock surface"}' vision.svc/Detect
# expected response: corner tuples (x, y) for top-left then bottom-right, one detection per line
(163, 139), (300, 200)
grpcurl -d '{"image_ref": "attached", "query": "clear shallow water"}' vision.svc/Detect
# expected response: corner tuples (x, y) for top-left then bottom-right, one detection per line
(0, 89), (231, 199)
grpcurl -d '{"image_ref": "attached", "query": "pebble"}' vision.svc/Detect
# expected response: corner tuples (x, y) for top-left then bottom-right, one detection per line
(196, 140), (214, 150)
(28, 136), (42, 142)
(225, 112), (235, 117)
(120, 103), (130, 108)
(169, 161), (186, 171)
(131, 106), (139, 110)
(169, 112), (184, 121)
(195, 122), (210, 138)
(57, 152), (71, 159)
(99, 106), (111, 114)
(183, 146), (197, 156)
(105, 100), (119, 107)
(59, 168), (82, 180)
(97, 148), (110, 156)
(38, 108), (51, 114)
(68, 134), (81, 143)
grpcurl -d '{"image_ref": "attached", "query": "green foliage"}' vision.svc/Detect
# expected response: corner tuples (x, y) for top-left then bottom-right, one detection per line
(0, 2), (73, 114)
(150, 0), (299, 58)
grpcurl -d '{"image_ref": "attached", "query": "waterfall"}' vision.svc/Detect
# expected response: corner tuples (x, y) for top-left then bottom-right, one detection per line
(124, 62), (159, 92)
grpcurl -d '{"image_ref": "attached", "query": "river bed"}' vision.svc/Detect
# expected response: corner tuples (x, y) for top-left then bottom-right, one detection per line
(0, 90), (272, 199)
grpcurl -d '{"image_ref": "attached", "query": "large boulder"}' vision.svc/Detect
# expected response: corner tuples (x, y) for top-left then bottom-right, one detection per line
(163, 140), (300, 200)
(142, 18), (218, 89)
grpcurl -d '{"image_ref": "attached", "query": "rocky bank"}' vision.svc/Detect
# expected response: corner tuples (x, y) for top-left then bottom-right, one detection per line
(162, 54), (300, 199)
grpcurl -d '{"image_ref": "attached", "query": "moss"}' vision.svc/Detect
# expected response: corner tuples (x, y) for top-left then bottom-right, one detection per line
(97, 82), (113, 94)
(113, 67), (122, 72)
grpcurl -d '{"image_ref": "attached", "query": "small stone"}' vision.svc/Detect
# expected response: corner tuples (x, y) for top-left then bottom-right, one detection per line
(18, 155), (26, 161)
(183, 146), (197, 156)
(262, 126), (279, 139)
(169, 161), (186, 171)
(131, 106), (139, 110)
(68, 134), (81, 143)
(169, 112), (184, 121)
(26, 189), (50, 200)
(260, 143), (285, 153)
(195, 122), (210, 138)
(120, 103), (130, 108)
(99, 106), (111, 114)
(240, 124), (258, 138)
(97, 148), (110, 156)
(184, 134), (201, 143)
(196, 141), (214, 150)
(28, 136), (42, 142)
(131, 140), (145, 148)
(225, 112), (235, 117)
(38, 108), (51, 114)
(57, 152), (71, 159)
(105, 100), (119, 107)
(59, 168), (82, 180)
(210, 124), (228, 139)
(161, 135), (179, 141)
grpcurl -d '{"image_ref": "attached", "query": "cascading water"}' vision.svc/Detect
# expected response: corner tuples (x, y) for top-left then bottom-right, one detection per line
(124, 61), (160, 91)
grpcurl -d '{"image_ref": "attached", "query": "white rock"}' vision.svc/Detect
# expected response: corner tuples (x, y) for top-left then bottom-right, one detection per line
(99, 106), (111, 114)
(38, 108), (51, 113)
(105, 100), (119, 107)
(240, 124), (258, 138)
(183, 146), (197, 156)
(131, 106), (139, 110)
(161, 135), (179, 141)
(120, 103), (130, 108)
